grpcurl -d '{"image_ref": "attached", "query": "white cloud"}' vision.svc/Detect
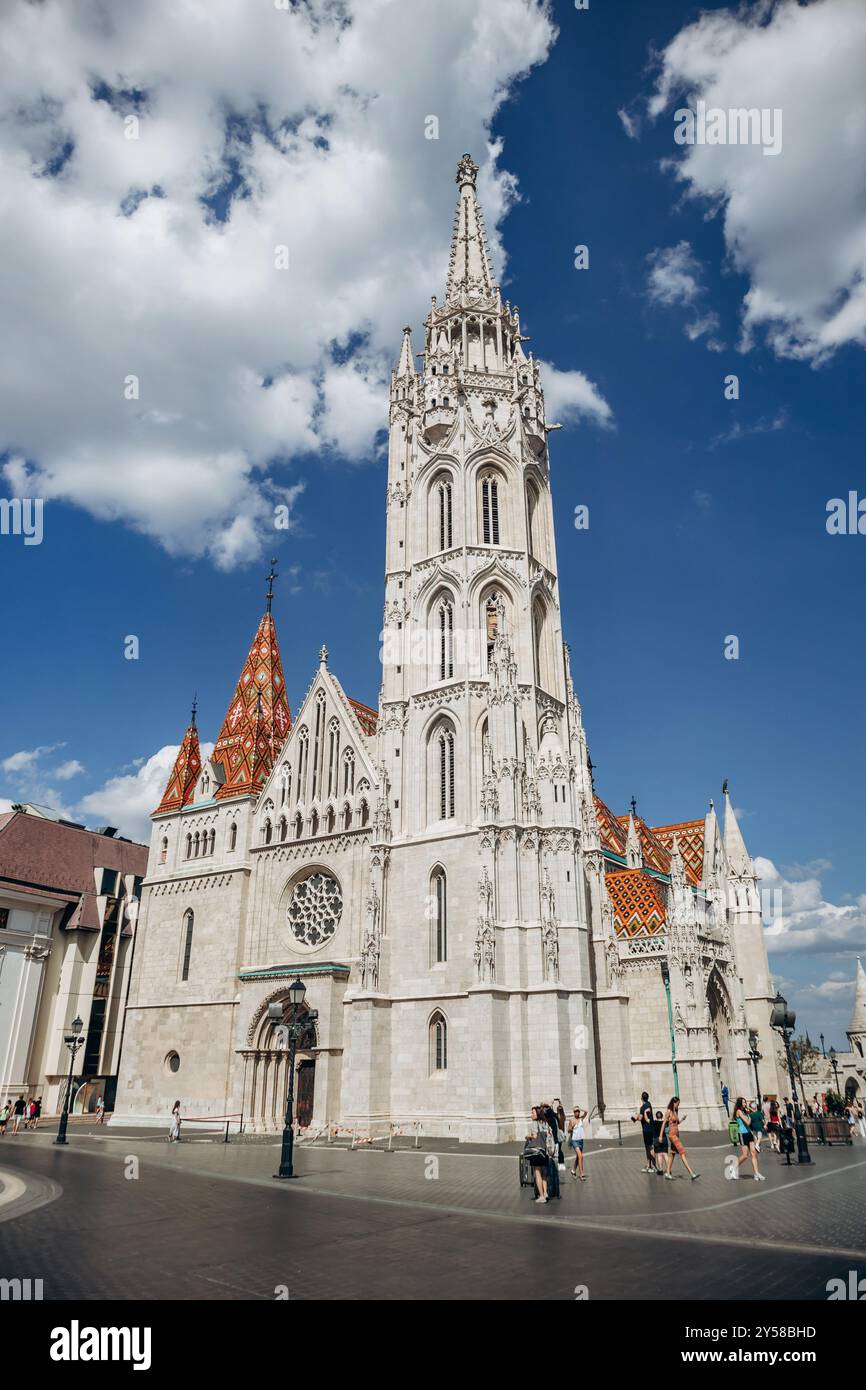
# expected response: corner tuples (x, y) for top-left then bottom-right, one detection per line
(78, 742), (214, 843)
(646, 241), (724, 349)
(53, 759), (85, 781)
(758, 855), (866, 955)
(1, 744), (62, 775)
(538, 361), (612, 429)
(647, 0), (866, 362)
(0, 0), (561, 567)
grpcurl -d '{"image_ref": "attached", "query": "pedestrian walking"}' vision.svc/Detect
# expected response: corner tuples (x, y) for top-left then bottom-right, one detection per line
(568, 1106), (588, 1180)
(168, 1100), (182, 1142)
(857, 1100), (866, 1139)
(524, 1106), (551, 1203)
(631, 1091), (656, 1172)
(767, 1098), (781, 1152)
(721, 1083), (730, 1117)
(553, 1097), (567, 1167)
(749, 1098), (765, 1153)
(95, 1096), (105, 1125)
(660, 1098), (700, 1181)
(540, 1101), (561, 1199)
(0, 1101), (10, 1135)
(11, 1096), (25, 1135)
(652, 1110), (668, 1172)
(26, 1098), (37, 1130)
(32, 1097), (42, 1130)
(735, 1098), (765, 1180)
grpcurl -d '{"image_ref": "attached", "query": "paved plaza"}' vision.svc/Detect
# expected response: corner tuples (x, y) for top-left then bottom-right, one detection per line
(1, 1122), (864, 1300)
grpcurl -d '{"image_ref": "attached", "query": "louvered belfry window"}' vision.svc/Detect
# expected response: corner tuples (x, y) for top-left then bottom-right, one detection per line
(438, 599), (453, 680)
(438, 728), (455, 820)
(438, 480), (453, 551)
(481, 475), (499, 545)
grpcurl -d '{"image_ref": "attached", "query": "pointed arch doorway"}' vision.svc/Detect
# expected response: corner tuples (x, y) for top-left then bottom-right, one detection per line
(242, 996), (318, 1132)
(707, 968), (738, 1102)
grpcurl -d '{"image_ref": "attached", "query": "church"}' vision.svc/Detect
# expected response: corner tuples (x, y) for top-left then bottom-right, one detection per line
(114, 156), (782, 1140)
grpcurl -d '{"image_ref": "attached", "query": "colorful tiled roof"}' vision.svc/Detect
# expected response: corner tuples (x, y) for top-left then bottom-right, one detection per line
(212, 612), (292, 800)
(606, 869), (667, 937)
(651, 820), (705, 886)
(155, 716), (201, 815)
(348, 698), (378, 738)
(616, 814), (674, 877)
(594, 796), (627, 854)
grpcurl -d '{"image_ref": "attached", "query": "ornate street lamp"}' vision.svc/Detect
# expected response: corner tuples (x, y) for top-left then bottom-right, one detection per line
(271, 978), (317, 1180)
(769, 992), (811, 1164)
(829, 1046), (841, 1097)
(54, 1015), (85, 1147)
(820, 1032), (826, 1058)
(748, 1030), (762, 1099)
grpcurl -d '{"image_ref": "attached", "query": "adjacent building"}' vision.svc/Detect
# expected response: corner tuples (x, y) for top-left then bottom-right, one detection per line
(0, 805), (147, 1115)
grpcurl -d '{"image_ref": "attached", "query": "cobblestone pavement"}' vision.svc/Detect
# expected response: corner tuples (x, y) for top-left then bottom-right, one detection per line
(1, 1125), (864, 1300)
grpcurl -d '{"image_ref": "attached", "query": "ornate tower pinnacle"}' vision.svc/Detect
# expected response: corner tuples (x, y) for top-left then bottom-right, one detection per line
(445, 152), (495, 304)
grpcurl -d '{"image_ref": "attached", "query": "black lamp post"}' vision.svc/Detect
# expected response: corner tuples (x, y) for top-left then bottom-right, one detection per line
(829, 1046), (841, 1098)
(272, 978), (311, 1180)
(54, 1016), (85, 1146)
(659, 959), (679, 1097)
(820, 1032), (826, 1058)
(748, 1030), (762, 1099)
(769, 992), (811, 1164)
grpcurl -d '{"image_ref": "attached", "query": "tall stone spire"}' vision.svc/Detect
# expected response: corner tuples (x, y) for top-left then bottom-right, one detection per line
(848, 957), (866, 1043)
(723, 787), (753, 875)
(212, 580), (292, 800)
(445, 154), (495, 304)
(155, 698), (201, 814)
(625, 811), (643, 869)
(395, 325), (414, 377)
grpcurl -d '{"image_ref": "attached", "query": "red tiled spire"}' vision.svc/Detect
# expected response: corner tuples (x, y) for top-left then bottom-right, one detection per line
(212, 566), (292, 799)
(155, 700), (202, 814)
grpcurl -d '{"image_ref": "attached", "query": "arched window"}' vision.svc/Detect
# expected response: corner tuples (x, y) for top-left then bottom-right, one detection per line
(343, 749), (355, 795)
(481, 473), (500, 545)
(181, 910), (194, 982)
(431, 868), (447, 964)
(280, 766), (290, 807)
(484, 591), (505, 669)
(312, 692), (325, 800)
(228, 822), (237, 852)
(326, 806), (335, 834)
(429, 1011), (447, 1072)
(208, 828), (216, 855)
(437, 479), (453, 552)
(185, 833), (192, 858)
(296, 730), (308, 803)
(327, 719), (340, 798)
(527, 481), (540, 557)
(310, 810), (319, 838)
(279, 816), (288, 842)
(436, 725), (456, 821)
(294, 812), (303, 840)
(436, 596), (454, 681)
(263, 818), (272, 845)
(359, 799), (369, 828)
(533, 598), (554, 692)
(159, 837), (168, 865)
(201, 772), (210, 796)
(193, 831), (200, 857)
(343, 803), (352, 831)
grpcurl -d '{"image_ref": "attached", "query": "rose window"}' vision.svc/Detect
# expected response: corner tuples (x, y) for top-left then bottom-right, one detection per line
(287, 872), (342, 947)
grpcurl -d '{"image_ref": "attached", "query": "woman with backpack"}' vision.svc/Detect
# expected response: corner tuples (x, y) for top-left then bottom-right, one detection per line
(524, 1106), (552, 1203)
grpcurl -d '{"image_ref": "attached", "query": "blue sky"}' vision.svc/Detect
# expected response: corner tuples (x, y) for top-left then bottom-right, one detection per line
(0, 0), (864, 1043)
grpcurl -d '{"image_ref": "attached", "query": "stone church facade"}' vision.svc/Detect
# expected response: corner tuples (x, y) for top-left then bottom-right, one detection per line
(114, 156), (781, 1140)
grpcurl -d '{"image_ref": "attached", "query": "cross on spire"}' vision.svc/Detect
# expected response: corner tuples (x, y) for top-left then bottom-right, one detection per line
(629, 796), (637, 817)
(266, 557), (278, 614)
(190, 692), (197, 728)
